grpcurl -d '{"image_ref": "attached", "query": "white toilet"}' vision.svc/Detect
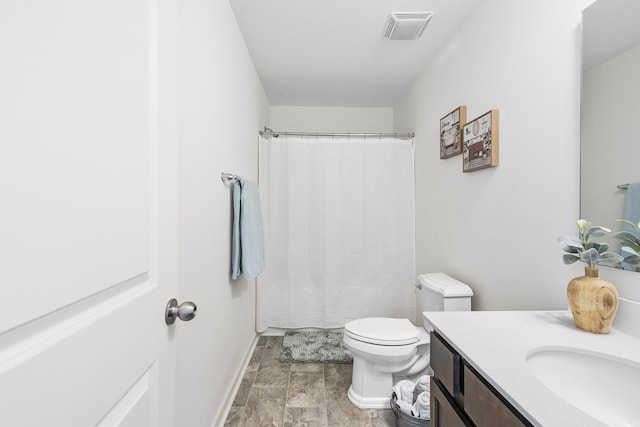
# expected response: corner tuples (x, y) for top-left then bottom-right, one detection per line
(343, 273), (473, 409)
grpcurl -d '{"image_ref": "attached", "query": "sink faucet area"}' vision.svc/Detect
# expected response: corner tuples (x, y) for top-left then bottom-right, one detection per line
(526, 347), (640, 427)
(424, 303), (640, 427)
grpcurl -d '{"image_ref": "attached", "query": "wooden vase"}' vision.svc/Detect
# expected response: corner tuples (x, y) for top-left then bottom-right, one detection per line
(567, 267), (618, 334)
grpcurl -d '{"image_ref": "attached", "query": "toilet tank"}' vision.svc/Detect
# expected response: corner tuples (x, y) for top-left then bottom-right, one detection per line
(415, 273), (473, 325)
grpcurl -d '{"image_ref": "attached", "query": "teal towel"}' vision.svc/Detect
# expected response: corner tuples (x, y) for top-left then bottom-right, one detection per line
(622, 182), (640, 271)
(623, 183), (640, 226)
(231, 182), (242, 278)
(231, 177), (266, 280)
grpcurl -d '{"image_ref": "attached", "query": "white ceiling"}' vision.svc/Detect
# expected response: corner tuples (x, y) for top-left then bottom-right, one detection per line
(229, 0), (482, 107)
(582, 0), (640, 69)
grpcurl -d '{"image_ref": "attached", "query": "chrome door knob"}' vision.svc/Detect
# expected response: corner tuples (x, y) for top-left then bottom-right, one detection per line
(165, 298), (197, 325)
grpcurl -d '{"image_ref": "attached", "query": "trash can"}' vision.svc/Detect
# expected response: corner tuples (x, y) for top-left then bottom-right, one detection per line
(390, 392), (430, 427)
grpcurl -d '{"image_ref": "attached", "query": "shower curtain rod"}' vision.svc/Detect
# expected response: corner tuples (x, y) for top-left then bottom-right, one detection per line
(260, 127), (414, 139)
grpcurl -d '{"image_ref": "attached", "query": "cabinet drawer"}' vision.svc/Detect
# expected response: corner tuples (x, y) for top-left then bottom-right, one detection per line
(463, 363), (531, 427)
(431, 376), (472, 427)
(430, 331), (461, 397)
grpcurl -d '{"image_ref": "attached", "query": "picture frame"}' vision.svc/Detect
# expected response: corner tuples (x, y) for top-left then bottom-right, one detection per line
(440, 106), (466, 159)
(462, 109), (499, 172)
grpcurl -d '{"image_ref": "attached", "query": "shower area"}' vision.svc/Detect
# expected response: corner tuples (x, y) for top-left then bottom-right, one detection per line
(256, 130), (416, 333)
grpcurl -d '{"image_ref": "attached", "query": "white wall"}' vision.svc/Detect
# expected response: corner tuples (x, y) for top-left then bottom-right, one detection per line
(174, 1), (269, 426)
(270, 106), (393, 133)
(394, 0), (591, 311)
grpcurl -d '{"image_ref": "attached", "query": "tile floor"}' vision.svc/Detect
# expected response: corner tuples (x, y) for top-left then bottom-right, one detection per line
(224, 336), (396, 427)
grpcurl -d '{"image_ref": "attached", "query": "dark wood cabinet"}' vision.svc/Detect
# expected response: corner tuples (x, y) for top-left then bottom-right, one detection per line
(430, 331), (534, 427)
(430, 327), (461, 398)
(431, 376), (471, 427)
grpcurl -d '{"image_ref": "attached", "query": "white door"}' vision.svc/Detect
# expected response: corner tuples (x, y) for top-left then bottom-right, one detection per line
(0, 1), (179, 426)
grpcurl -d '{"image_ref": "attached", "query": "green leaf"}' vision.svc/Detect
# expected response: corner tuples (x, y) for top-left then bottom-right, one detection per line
(588, 242), (610, 255)
(562, 254), (580, 265)
(613, 231), (640, 247)
(599, 252), (624, 266)
(557, 235), (583, 253)
(580, 248), (600, 268)
(617, 219), (640, 231)
(623, 254), (640, 265)
(584, 225), (610, 242)
(557, 235), (581, 245)
(622, 246), (640, 265)
(622, 245), (640, 265)
(561, 246), (581, 254)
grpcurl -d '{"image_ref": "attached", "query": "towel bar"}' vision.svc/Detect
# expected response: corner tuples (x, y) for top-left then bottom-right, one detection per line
(221, 172), (238, 183)
(618, 183), (629, 190)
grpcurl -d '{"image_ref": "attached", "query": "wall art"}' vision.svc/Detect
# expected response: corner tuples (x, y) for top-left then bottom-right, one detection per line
(440, 106), (466, 159)
(462, 109), (499, 172)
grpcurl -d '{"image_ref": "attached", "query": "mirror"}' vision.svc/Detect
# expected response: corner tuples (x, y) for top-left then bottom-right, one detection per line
(581, 0), (640, 272)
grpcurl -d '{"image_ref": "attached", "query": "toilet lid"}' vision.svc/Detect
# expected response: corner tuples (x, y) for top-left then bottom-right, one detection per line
(344, 318), (419, 345)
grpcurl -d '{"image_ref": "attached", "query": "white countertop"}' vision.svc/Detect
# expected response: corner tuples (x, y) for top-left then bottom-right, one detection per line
(423, 310), (640, 427)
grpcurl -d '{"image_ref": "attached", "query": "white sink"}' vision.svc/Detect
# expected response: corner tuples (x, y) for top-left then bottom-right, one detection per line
(526, 347), (640, 427)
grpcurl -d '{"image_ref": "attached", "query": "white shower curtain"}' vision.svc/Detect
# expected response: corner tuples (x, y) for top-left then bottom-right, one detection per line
(256, 134), (415, 332)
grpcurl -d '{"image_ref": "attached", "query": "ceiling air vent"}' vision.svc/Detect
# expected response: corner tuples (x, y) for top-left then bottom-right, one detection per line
(383, 12), (434, 40)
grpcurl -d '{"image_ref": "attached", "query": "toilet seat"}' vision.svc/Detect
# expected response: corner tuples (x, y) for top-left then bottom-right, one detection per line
(345, 317), (421, 346)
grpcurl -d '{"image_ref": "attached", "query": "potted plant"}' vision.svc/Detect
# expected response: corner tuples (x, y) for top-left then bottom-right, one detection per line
(557, 220), (624, 334)
(612, 219), (640, 270)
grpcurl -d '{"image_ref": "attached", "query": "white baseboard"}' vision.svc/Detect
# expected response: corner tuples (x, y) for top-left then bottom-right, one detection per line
(212, 334), (259, 427)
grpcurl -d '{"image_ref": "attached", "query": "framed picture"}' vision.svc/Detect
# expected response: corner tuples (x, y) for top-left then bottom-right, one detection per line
(440, 106), (466, 159)
(462, 109), (499, 172)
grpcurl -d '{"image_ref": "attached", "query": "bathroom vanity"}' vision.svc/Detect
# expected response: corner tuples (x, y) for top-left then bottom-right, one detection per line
(430, 330), (531, 426)
(424, 309), (640, 427)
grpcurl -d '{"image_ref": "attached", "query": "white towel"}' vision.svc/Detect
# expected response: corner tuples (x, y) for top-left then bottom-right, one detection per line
(392, 379), (415, 403)
(413, 375), (430, 401)
(395, 398), (414, 416)
(413, 391), (431, 419)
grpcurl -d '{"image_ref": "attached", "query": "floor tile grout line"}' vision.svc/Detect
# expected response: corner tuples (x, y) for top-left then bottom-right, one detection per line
(322, 364), (329, 427)
(282, 361), (292, 427)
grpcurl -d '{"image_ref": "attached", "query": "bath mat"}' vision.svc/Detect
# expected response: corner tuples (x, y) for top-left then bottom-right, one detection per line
(280, 330), (353, 363)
